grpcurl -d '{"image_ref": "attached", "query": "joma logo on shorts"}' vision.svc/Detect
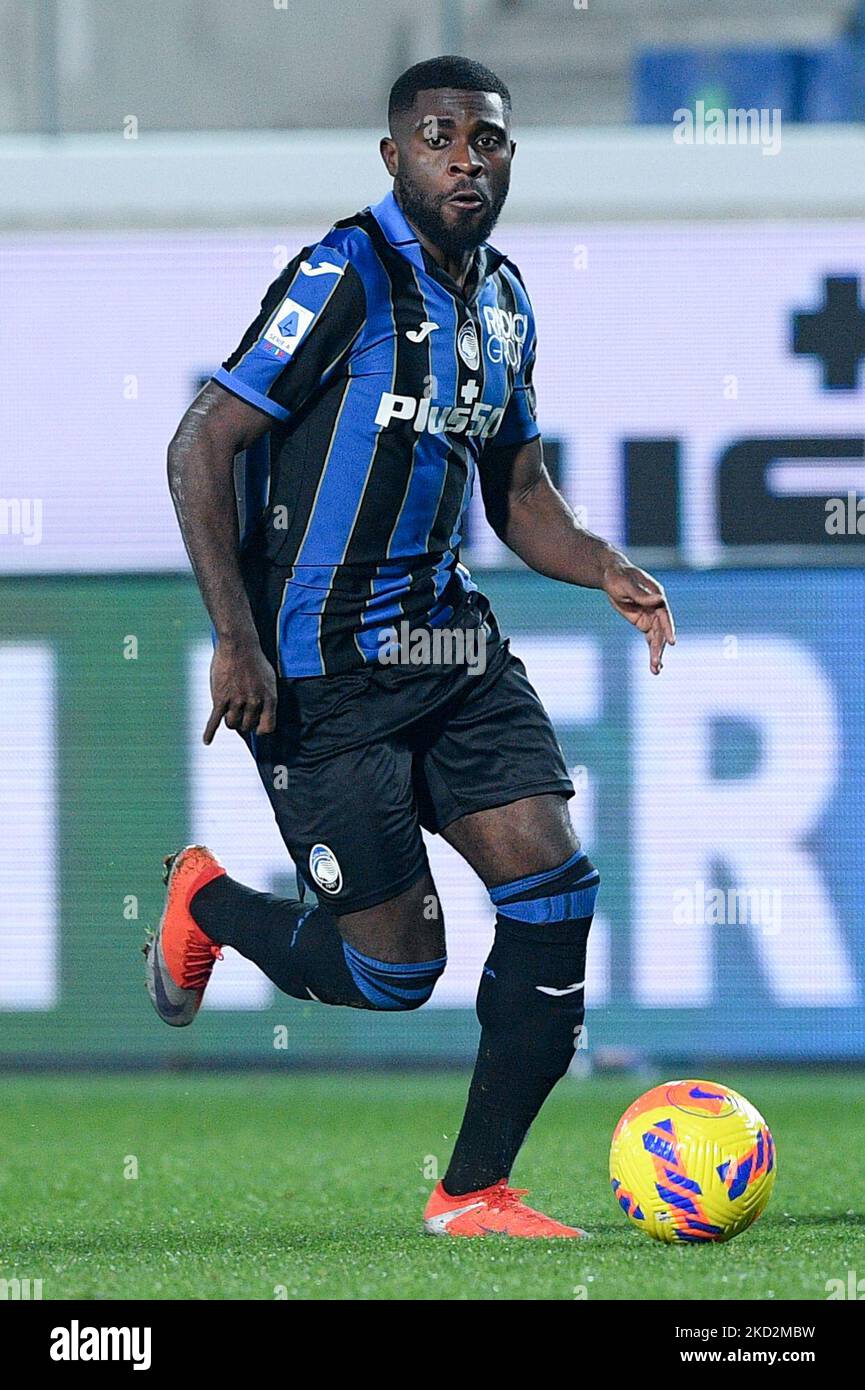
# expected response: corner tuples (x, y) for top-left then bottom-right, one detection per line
(375, 392), (504, 439)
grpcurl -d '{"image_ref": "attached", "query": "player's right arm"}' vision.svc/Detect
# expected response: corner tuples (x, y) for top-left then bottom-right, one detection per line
(167, 381), (277, 744)
(169, 243), (366, 743)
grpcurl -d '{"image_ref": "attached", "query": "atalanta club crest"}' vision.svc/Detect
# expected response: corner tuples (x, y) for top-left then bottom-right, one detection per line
(309, 843), (343, 895)
(457, 319), (480, 371)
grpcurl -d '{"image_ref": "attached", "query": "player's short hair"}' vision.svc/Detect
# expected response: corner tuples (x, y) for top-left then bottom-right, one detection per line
(388, 55), (512, 131)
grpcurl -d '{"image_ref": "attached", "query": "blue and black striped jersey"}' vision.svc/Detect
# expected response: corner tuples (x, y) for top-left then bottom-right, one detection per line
(213, 190), (540, 677)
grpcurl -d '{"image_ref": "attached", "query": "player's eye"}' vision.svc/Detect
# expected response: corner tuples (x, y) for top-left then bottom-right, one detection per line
(426, 134), (448, 149)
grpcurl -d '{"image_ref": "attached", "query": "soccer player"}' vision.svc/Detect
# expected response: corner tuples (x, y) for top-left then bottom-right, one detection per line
(148, 55), (675, 1237)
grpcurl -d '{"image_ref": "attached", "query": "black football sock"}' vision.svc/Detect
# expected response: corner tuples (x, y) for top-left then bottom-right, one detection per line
(190, 875), (369, 1007)
(190, 874), (445, 1011)
(442, 852), (599, 1196)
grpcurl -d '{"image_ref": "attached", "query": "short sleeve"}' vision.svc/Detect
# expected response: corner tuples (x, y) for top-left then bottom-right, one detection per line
(491, 303), (539, 448)
(212, 244), (366, 422)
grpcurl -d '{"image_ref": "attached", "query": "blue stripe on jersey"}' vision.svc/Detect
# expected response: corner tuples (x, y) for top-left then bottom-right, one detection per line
(431, 548), (457, 603)
(275, 569), (333, 677)
(355, 562), (417, 663)
(385, 282), (458, 563)
(425, 292), (474, 614)
(292, 233), (393, 571)
(278, 229), (395, 672)
(354, 271), (463, 659)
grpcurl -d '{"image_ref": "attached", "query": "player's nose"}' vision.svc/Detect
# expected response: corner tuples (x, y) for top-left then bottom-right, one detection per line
(448, 142), (483, 176)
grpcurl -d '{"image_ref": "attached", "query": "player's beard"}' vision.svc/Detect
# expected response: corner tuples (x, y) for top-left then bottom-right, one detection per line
(394, 168), (509, 263)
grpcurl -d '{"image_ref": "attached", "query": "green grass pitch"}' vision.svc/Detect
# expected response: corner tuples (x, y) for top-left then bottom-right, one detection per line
(1, 1070), (863, 1300)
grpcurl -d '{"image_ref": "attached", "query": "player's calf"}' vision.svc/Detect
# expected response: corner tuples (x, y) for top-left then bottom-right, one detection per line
(184, 869), (446, 1011)
(443, 849), (600, 1195)
(481, 849), (599, 1076)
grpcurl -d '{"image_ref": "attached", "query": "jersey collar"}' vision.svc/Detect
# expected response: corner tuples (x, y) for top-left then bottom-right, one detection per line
(368, 189), (507, 295)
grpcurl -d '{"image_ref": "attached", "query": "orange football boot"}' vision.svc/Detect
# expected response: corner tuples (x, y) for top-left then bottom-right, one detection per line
(424, 1180), (588, 1238)
(143, 845), (226, 1027)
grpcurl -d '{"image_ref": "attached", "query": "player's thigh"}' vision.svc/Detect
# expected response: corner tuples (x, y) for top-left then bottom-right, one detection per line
(419, 644), (578, 886)
(250, 717), (434, 932)
(335, 868), (444, 963)
(442, 792), (579, 889)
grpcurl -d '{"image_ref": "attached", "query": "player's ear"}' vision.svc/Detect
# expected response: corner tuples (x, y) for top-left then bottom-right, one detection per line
(380, 136), (398, 177)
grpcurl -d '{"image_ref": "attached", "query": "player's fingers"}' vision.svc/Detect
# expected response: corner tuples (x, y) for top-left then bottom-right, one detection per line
(648, 617), (667, 674)
(203, 698), (227, 745)
(663, 606), (677, 645)
(609, 577), (665, 612)
(222, 698), (247, 733)
(625, 583), (667, 609)
(256, 693), (278, 736)
(239, 695), (264, 734)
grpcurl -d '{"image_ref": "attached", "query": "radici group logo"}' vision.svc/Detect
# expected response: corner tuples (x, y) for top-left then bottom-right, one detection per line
(482, 305), (528, 366)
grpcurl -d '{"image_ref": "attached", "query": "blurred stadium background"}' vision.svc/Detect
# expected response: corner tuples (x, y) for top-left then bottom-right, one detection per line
(2, 0), (864, 1071)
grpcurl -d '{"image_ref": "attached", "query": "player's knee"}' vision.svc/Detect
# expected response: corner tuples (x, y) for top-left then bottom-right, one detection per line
(477, 852), (600, 1036)
(342, 943), (446, 1011)
(490, 851), (600, 933)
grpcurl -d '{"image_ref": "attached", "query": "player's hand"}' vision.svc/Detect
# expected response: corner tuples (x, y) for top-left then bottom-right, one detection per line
(601, 559), (676, 674)
(203, 638), (278, 744)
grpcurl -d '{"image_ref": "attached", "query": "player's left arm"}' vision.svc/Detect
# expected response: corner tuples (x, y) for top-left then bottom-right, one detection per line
(478, 433), (676, 674)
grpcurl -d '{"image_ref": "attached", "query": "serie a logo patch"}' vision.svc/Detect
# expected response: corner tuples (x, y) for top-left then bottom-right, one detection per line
(263, 295), (316, 359)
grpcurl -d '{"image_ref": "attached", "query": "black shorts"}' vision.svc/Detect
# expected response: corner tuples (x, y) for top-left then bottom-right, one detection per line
(246, 591), (574, 914)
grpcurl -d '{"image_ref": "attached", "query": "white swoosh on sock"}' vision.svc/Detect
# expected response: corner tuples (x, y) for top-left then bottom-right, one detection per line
(536, 980), (585, 996)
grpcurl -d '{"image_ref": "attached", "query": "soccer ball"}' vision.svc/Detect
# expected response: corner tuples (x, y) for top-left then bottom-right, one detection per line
(609, 1079), (776, 1243)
